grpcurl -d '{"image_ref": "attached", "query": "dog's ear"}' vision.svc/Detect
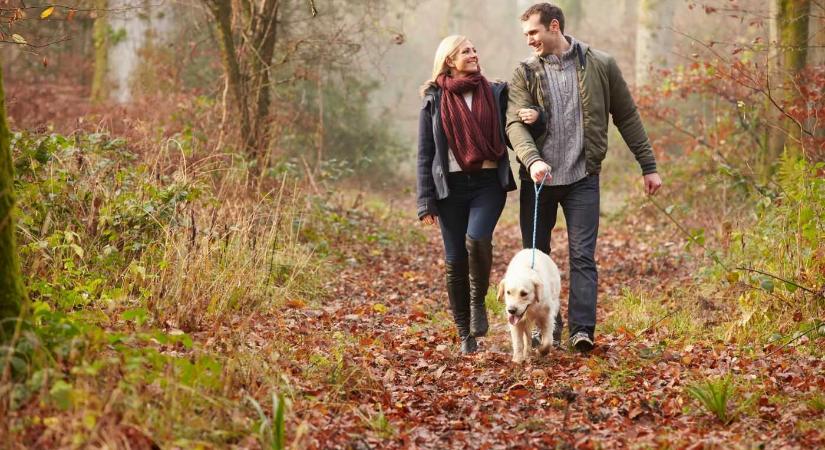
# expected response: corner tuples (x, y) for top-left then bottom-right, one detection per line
(497, 280), (505, 302)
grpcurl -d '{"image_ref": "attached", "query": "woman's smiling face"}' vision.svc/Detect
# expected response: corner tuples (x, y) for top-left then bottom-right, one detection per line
(448, 40), (479, 77)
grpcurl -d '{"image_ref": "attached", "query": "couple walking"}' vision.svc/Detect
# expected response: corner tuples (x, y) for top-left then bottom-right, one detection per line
(416, 3), (663, 355)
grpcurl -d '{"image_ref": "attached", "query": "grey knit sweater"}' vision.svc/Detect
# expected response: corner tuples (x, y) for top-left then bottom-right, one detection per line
(540, 37), (588, 186)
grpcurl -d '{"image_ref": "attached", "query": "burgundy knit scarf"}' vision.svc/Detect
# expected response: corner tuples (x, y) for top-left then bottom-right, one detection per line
(436, 73), (504, 172)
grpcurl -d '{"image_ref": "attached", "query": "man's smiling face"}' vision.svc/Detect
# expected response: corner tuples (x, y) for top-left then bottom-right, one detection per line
(521, 13), (556, 57)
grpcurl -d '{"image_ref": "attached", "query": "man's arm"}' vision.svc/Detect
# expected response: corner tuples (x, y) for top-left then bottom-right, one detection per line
(506, 65), (543, 170)
(607, 56), (657, 176)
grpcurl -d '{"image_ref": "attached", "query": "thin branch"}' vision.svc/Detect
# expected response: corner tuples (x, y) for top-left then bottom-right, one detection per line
(0, 35), (70, 48)
(766, 321), (823, 356)
(670, 27), (815, 138)
(616, 308), (680, 352)
(735, 266), (824, 299)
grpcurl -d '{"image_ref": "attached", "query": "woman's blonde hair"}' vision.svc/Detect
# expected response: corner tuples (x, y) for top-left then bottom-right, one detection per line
(419, 35), (471, 97)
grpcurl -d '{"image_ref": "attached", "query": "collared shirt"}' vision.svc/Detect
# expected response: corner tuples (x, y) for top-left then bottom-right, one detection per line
(539, 37), (586, 186)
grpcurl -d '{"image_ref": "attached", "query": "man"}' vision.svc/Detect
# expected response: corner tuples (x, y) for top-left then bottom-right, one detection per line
(506, 3), (662, 353)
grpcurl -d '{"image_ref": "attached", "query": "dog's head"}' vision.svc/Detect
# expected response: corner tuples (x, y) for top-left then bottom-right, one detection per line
(497, 272), (542, 326)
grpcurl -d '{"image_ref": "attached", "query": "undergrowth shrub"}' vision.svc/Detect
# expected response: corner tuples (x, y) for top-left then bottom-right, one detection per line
(2, 130), (329, 447)
(635, 57), (824, 346)
(719, 157), (824, 343)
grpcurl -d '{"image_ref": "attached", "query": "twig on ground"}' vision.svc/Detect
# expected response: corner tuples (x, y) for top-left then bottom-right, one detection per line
(736, 266), (823, 299)
(766, 321), (823, 356)
(616, 308), (680, 353)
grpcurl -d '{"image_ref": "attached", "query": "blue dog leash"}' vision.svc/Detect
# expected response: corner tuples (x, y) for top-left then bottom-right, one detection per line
(531, 172), (549, 269)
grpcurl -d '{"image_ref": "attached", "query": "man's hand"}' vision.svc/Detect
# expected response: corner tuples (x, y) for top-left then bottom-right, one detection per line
(517, 108), (539, 124)
(529, 161), (552, 184)
(421, 214), (438, 226)
(644, 173), (662, 195)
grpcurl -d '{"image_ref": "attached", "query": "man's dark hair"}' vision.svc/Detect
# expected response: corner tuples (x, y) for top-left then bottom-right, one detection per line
(520, 3), (565, 33)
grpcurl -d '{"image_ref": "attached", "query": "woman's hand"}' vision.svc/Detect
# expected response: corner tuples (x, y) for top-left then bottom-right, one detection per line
(517, 108), (539, 125)
(421, 214), (438, 226)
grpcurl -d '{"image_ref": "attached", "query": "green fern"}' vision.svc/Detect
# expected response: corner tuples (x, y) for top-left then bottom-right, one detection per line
(685, 376), (736, 424)
(248, 393), (287, 450)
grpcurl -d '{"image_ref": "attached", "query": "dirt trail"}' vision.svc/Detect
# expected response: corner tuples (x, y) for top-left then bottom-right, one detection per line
(270, 211), (823, 449)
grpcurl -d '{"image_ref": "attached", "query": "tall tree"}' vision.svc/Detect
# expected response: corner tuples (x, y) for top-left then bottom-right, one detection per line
(203, 0), (281, 163)
(0, 64), (24, 341)
(766, 0), (811, 161)
(635, 0), (675, 85)
(809, 3), (825, 67)
(90, 0), (109, 103)
(107, 0), (176, 103)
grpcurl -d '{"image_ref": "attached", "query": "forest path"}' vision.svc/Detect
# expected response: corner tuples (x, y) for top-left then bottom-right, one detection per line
(267, 202), (823, 449)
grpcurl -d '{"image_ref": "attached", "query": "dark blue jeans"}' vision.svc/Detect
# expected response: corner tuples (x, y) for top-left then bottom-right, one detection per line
(519, 173), (600, 340)
(436, 169), (506, 262)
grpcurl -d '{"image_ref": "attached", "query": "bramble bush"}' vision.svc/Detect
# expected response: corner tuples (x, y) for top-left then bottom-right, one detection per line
(636, 55), (824, 346)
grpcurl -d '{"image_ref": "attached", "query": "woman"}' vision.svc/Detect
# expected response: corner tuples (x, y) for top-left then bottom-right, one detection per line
(416, 35), (540, 354)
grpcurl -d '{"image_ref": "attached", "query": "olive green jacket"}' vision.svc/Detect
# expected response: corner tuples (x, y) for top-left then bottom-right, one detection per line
(506, 41), (657, 176)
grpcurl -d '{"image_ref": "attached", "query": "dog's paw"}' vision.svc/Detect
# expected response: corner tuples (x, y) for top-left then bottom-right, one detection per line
(512, 355), (525, 364)
(538, 344), (552, 356)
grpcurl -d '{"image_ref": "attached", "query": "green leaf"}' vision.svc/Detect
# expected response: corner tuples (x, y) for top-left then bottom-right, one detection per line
(49, 380), (74, 411)
(130, 264), (147, 280)
(783, 282), (798, 294)
(760, 278), (775, 293)
(121, 307), (149, 326)
(69, 243), (84, 259)
(274, 393), (285, 450)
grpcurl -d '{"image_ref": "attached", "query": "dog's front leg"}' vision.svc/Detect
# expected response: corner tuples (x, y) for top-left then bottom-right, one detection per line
(521, 326), (532, 361)
(510, 325), (525, 363)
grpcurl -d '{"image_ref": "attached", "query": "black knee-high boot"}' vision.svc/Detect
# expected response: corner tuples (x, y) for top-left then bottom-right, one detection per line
(445, 259), (477, 354)
(467, 238), (493, 337)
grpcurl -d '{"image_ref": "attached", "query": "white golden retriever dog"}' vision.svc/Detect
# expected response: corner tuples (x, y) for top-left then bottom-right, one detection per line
(497, 249), (561, 363)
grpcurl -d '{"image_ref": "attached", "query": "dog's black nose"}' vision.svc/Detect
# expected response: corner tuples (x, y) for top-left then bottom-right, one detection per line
(507, 307), (517, 315)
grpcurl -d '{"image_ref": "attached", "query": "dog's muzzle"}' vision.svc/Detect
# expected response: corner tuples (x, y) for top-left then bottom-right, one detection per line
(507, 304), (530, 325)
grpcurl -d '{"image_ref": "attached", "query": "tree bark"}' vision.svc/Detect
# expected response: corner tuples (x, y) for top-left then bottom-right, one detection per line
(635, 0), (676, 86)
(90, 0), (109, 103)
(208, 0), (252, 151)
(808, 2), (825, 67)
(766, 0), (811, 162)
(246, 0), (280, 163)
(0, 64), (24, 341)
(204, 0), (280, 163)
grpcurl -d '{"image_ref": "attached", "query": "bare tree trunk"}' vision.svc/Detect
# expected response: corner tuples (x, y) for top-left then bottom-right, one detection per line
(107, 0), (175, 103)
(635, 0), (676, 86)
(0, 65), (24, 341)
(809, 2), (825, 140)
(208, 0), (251, 152)
(90, 0), (109, 103)
(245, 0), (280, 164)
(809, 2), (825, 66)
(623, 0), (640, 87)
(204, 0), (280, 164)
(766, 0), (811, 162)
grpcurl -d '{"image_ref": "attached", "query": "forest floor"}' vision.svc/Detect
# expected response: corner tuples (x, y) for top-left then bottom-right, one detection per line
(260, 196), (824, 449)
